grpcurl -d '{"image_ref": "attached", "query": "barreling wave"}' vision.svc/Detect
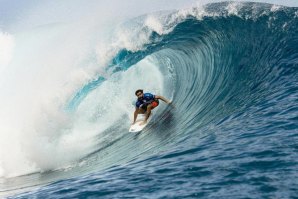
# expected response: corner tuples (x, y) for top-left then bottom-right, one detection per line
(1, 2), (298, 196)
(64, 1), (298, 174)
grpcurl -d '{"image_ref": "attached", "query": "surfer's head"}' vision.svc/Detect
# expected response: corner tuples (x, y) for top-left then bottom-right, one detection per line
(135, 89), (144, 99)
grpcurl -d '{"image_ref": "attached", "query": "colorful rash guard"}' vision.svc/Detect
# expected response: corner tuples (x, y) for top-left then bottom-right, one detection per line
(136, 93), (155, 108)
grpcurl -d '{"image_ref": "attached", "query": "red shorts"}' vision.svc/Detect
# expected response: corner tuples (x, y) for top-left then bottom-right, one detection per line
(151, 100), (159, 109)
(141, 100), (159, 111)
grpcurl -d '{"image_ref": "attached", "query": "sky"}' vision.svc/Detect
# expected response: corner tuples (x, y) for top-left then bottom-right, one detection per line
(0, 0), (297, 31)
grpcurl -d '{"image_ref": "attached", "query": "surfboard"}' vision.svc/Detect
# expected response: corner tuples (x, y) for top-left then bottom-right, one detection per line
(129, 114), (152, 133)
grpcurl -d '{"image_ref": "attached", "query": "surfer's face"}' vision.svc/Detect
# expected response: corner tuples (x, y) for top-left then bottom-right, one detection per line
(136, 92), (143, 99)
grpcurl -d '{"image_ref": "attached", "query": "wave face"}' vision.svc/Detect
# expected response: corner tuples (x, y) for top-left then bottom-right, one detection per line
(2, 2), (298, 198)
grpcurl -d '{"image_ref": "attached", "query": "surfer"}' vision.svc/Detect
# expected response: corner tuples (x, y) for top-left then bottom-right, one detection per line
(132, 89), (171, 125)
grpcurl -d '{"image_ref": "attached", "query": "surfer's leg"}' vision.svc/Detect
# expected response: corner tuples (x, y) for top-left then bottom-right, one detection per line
(144, 104), (152, 122)
(138, 108), (146, 114)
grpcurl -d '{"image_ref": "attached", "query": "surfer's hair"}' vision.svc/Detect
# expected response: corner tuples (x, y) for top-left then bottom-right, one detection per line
(135, 89), (143, 96)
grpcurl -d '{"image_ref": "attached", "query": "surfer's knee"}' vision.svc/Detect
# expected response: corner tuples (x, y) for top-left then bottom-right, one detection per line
(147, 105), (153, 111)
(138, 108), (145, 114)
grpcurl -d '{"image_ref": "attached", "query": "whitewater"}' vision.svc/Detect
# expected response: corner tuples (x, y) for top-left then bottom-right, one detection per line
(0, 0), (297, 198)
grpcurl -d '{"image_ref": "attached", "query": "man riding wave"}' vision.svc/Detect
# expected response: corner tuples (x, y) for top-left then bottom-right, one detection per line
(133, 89), (172, 125)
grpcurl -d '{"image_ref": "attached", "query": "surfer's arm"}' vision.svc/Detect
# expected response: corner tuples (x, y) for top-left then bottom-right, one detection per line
(155, 95), (171, 104)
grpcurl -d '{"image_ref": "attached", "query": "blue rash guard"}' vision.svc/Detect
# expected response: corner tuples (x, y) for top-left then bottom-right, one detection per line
(136, 93), (155, 108)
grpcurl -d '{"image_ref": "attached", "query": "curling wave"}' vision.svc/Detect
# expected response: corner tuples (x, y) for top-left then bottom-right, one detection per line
(1, 2), (298, 197)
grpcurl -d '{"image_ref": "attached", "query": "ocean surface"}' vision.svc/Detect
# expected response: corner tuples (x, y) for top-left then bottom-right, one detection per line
(1, 1), (298, 198)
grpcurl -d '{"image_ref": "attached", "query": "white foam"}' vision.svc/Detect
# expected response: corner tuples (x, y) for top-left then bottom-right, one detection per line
(0, 21), (167, 178)
(0, 32), (15, 72)
(295, 11), (298, 18)
(95, 22), (154, 67)
(271, 4), (282, 12)
(0, 23), (103, 177)
(226, 2), (243, 16)
(145, 16), (164, 35)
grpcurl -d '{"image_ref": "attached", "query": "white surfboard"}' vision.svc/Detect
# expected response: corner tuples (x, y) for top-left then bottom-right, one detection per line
(129, 114), (152, 133)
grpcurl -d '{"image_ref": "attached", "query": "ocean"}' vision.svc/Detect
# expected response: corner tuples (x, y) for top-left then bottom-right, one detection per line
(0, 1), (297, 198)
